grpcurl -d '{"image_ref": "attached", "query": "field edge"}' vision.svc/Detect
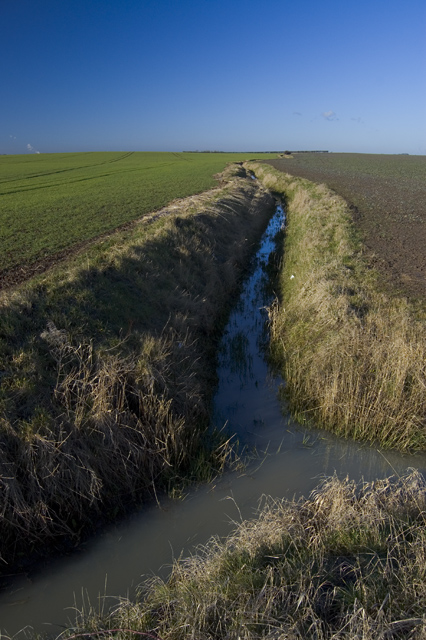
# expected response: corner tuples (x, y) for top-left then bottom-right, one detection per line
(247, 161), (426, 451)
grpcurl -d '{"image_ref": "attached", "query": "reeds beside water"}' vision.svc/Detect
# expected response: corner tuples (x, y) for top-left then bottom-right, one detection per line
(248, 162), (426, 451)
(66, 472), (426, 639)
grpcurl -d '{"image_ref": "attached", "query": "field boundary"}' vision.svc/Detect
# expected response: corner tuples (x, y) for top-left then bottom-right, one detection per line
(0, 152), (278, 278)
(0, 180), (231, 291)
(265, 153), (426, 300)
(247, 161), (426, 450)
(0, 165), (276, 569)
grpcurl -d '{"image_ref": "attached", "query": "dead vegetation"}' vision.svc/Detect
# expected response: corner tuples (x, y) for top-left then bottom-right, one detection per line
(16, 161), (426, 640)
(61, 471), (426, 639)
(0, 167), (275, 568)
(266, 153), (426, 299)
(247, 162), (426, 450)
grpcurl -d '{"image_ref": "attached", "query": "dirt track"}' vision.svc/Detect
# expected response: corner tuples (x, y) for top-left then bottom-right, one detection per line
(266, 154), (426, 301)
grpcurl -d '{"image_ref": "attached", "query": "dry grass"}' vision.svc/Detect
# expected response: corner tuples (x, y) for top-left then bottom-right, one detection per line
(59, 471), (426, 639)
(0, 167), (276, 567)
(247, 162), (426, 451)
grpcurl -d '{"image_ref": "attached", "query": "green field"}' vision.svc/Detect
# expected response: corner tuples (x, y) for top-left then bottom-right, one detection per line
(0, 151), (276, 274)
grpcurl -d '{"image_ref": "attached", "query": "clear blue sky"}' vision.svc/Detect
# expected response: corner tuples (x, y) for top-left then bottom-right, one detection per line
(2, 0), (425, 155)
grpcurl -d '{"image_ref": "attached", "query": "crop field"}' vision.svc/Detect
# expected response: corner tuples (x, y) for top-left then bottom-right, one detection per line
(267, 153), (426, 299)
(0, 151), (276, 288)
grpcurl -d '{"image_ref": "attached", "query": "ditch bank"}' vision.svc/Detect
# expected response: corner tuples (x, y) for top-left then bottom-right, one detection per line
(0, 165), (275, 571)
(12, 171), (426, 638)
(76, 472), (426, 640)
(247, 161), (426, 450)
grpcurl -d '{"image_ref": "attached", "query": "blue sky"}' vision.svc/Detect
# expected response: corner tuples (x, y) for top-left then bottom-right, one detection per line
(2, 0), (425, 155)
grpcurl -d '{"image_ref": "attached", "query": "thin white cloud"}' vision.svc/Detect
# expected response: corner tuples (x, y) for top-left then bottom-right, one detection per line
(27, 143), (40, 154)
(351, 117), (364, 124)
(322, 110), (338, 121)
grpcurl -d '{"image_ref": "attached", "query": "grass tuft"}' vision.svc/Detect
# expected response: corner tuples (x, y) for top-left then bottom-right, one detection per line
(0, 167), (275, 567)
(247, 162), (426, 451)
(61, 471), (426, 639)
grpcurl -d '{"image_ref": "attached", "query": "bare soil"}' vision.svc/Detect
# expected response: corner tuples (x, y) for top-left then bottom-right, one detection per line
(266, 154), (426, 301)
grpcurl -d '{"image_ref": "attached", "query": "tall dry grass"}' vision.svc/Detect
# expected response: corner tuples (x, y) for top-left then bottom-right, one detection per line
(61, 471), (426, 639)
(0, 167), (275, 566)
(247, 162), (426, 450)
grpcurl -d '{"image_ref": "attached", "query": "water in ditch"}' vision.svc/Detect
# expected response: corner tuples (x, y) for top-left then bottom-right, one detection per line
(1, 202), (426, 637)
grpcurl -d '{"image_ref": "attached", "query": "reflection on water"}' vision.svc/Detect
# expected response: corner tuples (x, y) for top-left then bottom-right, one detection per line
(212, 202), (426, 480)
(1, 203), (426, 637)
(213, 203), (285, 443)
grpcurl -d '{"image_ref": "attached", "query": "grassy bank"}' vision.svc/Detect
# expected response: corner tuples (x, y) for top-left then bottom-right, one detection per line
(60, 471), (426, 639)
(0, 165), (275, 568)
(28, 162), (426, 640)
(247, 162), (426, 450)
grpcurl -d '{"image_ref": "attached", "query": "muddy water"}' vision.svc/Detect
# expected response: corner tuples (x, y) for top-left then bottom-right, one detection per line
(2, 204), (426, 637)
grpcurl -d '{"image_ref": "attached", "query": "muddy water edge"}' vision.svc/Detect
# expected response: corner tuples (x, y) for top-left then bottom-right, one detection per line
(2, 194), (426, 637)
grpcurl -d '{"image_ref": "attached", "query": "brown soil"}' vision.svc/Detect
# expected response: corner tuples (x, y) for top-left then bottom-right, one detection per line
(266, 154), (426, 301)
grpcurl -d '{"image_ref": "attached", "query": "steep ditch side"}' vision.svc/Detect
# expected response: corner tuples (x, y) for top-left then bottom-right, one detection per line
(247, 161), (426, 451)
(0, 166), (275, 571)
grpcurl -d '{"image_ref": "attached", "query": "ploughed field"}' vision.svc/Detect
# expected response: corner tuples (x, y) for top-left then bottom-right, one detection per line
(266, 153), (426, 299)
(0, 151), (276, 289)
